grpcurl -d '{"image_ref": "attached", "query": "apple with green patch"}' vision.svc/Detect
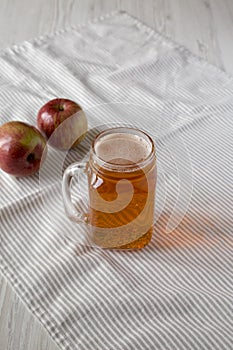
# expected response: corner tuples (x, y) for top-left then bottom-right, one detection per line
(37, 98), (87, 150)
(0, 121), (47, 177)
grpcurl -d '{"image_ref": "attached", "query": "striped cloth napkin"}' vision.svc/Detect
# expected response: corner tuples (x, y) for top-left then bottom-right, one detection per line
(1, 11), (233, 350)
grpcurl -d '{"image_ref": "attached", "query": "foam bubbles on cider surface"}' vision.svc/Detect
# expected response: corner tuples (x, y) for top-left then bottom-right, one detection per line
(95, 133), (151, 165)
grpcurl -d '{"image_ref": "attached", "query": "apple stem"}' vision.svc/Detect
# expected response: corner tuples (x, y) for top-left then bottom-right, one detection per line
(27, 153), (35, 163)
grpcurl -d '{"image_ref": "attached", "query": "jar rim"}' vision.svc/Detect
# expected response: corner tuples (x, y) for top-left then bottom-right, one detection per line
(91, 127), (156, 172)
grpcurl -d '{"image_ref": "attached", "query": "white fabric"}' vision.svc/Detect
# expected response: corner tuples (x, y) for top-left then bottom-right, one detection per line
(1, 11), (233, 350)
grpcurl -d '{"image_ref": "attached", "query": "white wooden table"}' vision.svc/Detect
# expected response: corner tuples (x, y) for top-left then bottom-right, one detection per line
(0, 0), (233, 349)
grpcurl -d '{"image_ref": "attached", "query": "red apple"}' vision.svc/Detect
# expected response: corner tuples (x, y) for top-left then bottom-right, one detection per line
(0, 121), (47, 177)
(37, 98), (87, 150)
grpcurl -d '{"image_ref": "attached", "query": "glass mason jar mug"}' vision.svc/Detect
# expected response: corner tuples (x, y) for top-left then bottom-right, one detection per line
(62, 127), (157, 249)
